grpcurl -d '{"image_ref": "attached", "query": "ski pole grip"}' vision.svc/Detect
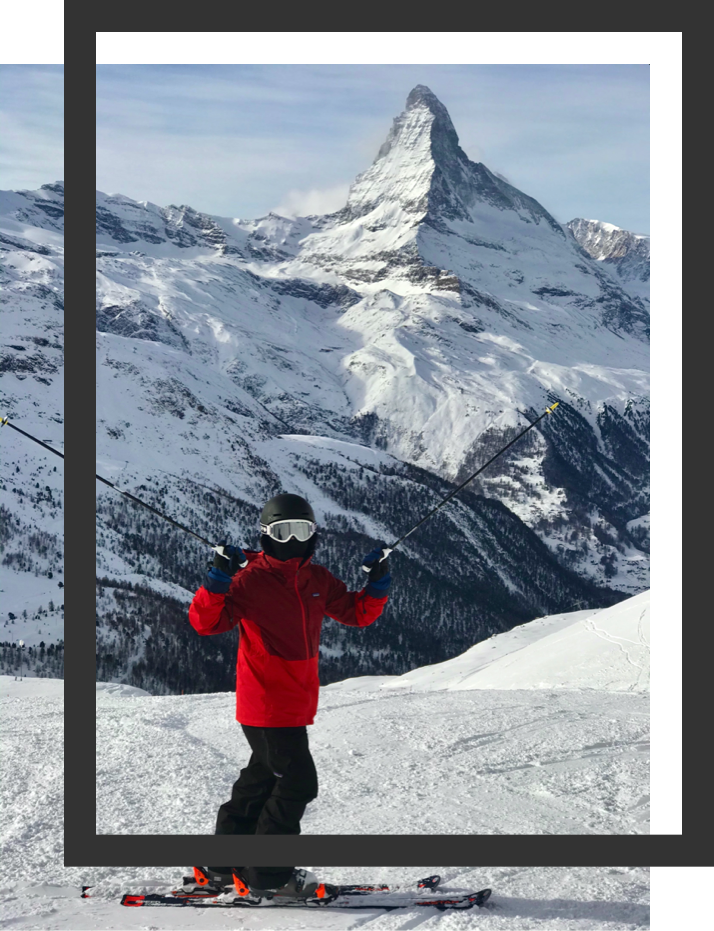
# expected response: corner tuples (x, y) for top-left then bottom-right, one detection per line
(361, 547), (393, 572)
(212, 544), (248, 569)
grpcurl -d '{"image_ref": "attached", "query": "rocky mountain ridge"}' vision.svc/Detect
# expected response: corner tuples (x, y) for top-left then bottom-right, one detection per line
(567, 217), (649, 298)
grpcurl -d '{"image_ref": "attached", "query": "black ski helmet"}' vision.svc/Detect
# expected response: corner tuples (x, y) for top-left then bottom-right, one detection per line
(259, 493), (317, 562)
(260, 493), (316, 526)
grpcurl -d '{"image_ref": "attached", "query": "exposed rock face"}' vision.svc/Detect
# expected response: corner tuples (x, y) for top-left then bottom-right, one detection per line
(567, 217), (650, 295)
(0, 182), (64, 233)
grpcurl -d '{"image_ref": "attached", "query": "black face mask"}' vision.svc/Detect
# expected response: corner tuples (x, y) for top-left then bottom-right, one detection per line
(261, 533), (318, 562)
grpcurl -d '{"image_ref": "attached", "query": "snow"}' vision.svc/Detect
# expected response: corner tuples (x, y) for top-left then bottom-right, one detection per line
(0, 667), (653, 925)
(92, 594), (648, 837)
(381, 591), (650, 693)
(584, 219), (620, 233)
(96, 681), (151, 698)
(627, 514), (650, 533)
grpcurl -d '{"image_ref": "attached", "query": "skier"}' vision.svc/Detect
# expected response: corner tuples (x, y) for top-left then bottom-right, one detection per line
(188, 492), (390, 847)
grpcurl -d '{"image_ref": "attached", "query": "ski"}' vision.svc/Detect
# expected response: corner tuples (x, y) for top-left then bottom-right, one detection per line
(121, 887), (491, 911)
(334, 874), (441, 896)
(171, 872), (440, 900)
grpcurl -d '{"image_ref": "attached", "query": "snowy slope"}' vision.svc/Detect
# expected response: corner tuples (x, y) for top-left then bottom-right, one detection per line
(96, 85), (648, 611)
(382, 589), (650, 692)
(2, 672), (650, 927)
(0, 184), (65, 670)
(94, 595), (649, 836)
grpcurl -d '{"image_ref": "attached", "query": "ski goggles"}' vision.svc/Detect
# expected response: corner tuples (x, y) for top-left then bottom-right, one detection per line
(260, 519), (317, 542)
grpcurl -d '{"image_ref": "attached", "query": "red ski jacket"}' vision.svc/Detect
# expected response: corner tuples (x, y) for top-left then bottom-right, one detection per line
(188, 551), (388, 727)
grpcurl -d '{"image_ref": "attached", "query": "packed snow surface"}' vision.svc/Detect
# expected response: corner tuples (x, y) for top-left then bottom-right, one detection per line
(3, 672), (648, 928)
(382, 590), (650, 692)
(93, 595), (648, 836)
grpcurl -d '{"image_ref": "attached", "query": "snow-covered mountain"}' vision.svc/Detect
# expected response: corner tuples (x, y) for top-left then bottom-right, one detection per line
(94, 593), (649, 835)
(567, 217), (650, 299)
(95, 86), (649, 688)
(0, 184), (65, 674)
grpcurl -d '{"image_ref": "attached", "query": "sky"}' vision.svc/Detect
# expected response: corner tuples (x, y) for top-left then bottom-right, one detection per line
(0, 65), (64, 191)
(96, 64), (650, 234)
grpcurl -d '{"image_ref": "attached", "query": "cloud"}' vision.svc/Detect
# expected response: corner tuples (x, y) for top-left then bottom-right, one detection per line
(273, 183), (351, 218)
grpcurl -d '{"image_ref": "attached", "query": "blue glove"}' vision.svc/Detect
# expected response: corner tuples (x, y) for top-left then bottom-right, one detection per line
(205, 543), (247, 594)
(362, 544), (391, 597)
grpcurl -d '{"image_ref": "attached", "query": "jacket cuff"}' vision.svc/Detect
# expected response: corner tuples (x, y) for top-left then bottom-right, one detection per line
(204, 567), (232, 594)
(366, 581), (390, 598)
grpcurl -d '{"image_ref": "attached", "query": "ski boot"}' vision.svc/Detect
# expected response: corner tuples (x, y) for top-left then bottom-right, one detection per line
(174, 866), (235, 898)
(206, 866), (338, 902)
(244, 868), (327, 899)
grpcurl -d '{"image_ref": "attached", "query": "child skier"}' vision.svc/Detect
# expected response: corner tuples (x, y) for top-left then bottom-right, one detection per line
(188, 493), (390, 851)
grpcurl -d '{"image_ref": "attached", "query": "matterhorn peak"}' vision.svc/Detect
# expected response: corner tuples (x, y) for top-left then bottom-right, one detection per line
(406, 84), (458, 127)
(373, 85), (463, 167)
(334, 84), (562, 248)
(405, 84), (439, 108)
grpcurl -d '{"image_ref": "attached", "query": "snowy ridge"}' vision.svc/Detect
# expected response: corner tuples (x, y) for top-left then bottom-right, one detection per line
(342, 590), (650, 693)
(567, 217), (650, 299)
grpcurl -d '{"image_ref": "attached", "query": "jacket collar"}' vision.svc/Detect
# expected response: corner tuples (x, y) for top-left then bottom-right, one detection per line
(259, 550), (313, 578)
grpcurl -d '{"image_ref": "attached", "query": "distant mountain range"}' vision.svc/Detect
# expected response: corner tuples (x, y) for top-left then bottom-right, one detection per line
(567, 217), (649, 299)
(91, 86), (649, 690)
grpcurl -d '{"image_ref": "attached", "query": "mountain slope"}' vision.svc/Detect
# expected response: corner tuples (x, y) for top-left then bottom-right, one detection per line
(381, 589), (650, 693)
(95, 433), (620, 691)
(96, 87), (649, 597)
(0, 184), (65, 670)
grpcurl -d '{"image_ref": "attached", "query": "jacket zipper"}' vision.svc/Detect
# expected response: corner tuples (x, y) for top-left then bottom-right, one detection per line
(294, 567), (311, 667)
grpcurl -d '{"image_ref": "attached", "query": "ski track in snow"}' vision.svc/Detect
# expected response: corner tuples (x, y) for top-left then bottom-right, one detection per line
(581, 608), (650, 693)
(0, 679), (651, 926)
(94, 686), (648, 837)
(93, 595), (650, 837)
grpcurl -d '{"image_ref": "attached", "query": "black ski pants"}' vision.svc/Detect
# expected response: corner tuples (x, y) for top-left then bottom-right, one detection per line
(215, 724), (318, 835)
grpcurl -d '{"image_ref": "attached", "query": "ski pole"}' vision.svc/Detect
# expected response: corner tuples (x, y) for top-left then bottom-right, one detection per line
(2, 415), (231, 560)
(94, 475), (244, 563)
(363, 402), (560, 570)
(1, 416), (64, 459)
